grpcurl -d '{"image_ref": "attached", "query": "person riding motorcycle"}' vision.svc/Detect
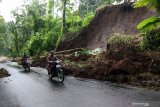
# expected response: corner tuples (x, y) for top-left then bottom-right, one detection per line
(47, 52), (58, 75)
(22, 53), (29, 65)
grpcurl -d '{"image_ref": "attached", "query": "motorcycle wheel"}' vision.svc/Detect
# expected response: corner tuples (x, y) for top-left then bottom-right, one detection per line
(49, 74), (52, 79)
(57, 69), (64, 83)
(24, 66), (30, 72)
(27, 66), (30, 72)
(48, 69), (53, 79)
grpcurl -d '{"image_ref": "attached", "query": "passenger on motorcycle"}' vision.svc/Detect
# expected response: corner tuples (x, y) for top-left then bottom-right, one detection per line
(47, 52), (58, 75)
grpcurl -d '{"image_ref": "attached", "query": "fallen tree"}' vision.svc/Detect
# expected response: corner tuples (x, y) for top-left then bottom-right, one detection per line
(54, 48), (83, 55)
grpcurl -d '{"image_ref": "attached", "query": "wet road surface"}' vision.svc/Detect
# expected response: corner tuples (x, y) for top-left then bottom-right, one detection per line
(0, 63), (160, 107)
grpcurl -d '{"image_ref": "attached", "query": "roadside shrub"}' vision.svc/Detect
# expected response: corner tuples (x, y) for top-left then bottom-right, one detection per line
(106, 33), (141, 54)
(140, 29), (160, 51)
(107, 33), (135, 45)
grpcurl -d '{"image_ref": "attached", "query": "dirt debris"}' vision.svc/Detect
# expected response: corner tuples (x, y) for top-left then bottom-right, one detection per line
(31, 46), (160, 90)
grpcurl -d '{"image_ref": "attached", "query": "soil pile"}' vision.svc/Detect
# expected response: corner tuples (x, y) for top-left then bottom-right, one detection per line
(31, 43), (160, 90)
(63, 38), (160, 90)
(58, 3), (156, 50)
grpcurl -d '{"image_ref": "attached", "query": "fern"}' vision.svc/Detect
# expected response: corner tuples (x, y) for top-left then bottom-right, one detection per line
(134, 0), (160, 13)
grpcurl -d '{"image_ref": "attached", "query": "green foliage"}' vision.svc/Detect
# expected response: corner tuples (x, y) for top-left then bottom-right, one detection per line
(137, 16), (160, 32)
(48, 0), (55, 14)
(134, 0), (160, 12)
(107, 33), (135, 45)
(78, 0), (116, 17)
(74, 48), (102, 56)
(0, 16), (6, 34)
(134, 0), (160, 51)
(74, 49), (92, 56)
(65, 11), (94, 32)
(0, 16), (12, 55)
(66, 10), (82, 32)
(82, 12), (94, 26)
(140, 29), (160, 51)
(24, 25), (60, 56)
(134, 0), (160, 32)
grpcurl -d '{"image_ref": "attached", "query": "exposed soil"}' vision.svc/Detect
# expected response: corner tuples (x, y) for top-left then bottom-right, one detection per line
(58, 3), (156, 51)
(31, 56), (47, 68)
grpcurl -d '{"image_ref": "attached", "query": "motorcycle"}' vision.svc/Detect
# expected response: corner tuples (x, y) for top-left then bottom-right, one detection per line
(22, 58), (30, 72)
(47, 60), (64, 83)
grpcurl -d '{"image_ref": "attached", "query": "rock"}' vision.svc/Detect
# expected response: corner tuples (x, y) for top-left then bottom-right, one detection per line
(0, 68), (11, 78)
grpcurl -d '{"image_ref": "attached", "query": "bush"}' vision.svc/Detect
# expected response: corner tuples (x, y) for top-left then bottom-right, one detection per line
(107, 33), (135, 45)
(106, 33), (140, 53)
(140, 29), (160, 51)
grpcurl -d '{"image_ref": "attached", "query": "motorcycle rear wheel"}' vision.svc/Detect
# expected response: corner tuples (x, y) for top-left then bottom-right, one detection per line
(25, 67), (30, 72)
(23, 65), (30, 72)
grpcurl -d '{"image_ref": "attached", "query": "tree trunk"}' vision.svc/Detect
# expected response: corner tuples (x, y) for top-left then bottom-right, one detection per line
(14, 29), (19, 57)
(62, 0), (67, 33)
(55, 0), (67, 51)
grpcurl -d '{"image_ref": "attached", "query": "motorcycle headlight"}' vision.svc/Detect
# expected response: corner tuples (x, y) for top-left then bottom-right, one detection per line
(56, 65), (61, 68)
(27, 59), (30, 63)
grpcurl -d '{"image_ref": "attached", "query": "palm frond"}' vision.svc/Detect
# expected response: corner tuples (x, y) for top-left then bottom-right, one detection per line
(134, 0), (160, 13)
(137, 16), (160, 32)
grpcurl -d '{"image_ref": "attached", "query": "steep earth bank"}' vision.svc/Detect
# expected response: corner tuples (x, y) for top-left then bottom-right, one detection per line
(58, 3), (156, 51)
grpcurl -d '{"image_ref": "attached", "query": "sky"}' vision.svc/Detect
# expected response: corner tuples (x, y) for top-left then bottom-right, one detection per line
(0, 0), (24, 22)
(0, 0), (126, 22)
(0, 0), (79, 22)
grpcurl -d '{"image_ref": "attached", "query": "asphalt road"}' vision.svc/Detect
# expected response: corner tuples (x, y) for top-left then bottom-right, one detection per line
(0, 63), (160, 107)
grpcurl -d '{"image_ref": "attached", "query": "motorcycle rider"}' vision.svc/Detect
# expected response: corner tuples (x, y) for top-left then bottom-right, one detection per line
(22, 53), (29, 65)
(47, 52), (58, 75)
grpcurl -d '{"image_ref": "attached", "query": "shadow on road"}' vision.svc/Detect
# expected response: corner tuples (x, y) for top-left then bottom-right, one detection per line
(47, 79), (65, 89)
(19, 70), (30, 73)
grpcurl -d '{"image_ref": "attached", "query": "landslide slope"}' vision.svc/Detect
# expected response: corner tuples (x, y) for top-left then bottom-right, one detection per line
(58, 3), (156, 50)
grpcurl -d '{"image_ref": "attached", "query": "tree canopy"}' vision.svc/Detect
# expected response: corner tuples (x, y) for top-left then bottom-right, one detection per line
(0, 0), (144, 57)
